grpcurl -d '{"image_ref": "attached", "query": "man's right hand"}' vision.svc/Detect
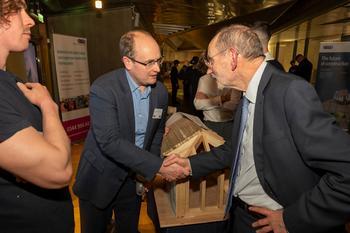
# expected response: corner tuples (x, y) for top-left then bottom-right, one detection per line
(159, 154), (191, 181)
(17, 82), (56, 110)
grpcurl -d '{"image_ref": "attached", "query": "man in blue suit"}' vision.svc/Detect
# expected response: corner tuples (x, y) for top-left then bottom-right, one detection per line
(73, 29), (189, 233)
(165, 24), (350, 233)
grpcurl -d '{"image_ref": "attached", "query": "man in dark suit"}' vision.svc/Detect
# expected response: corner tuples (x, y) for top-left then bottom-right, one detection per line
(165, 24), (350, 233)
(295, 53), (313, 82)
(170, 59), (180, 106)
(73, 30), (189, 233)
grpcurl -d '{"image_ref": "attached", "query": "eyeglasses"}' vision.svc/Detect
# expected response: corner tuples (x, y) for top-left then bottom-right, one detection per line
(204, 49), (227, 67)
(127, 56), (164, 68)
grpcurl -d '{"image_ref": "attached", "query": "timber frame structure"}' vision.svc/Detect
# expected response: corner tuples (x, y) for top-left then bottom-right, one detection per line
(154, 113), (229, 227)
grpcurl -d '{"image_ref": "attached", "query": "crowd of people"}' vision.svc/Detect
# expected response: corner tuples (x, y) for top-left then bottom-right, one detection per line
(1, 1), (349, 233)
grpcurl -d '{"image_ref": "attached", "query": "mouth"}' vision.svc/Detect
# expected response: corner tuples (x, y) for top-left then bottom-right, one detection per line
(23, 32), (31, 39)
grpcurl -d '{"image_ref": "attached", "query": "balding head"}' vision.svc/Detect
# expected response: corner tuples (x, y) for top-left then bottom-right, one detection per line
(119, 30), (157, 59)
(213, 24), (264, 60)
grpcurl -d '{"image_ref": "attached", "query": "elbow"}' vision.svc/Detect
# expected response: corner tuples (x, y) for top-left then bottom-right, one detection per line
(45, 165), (73, 189)
(56, 165), (73, 187)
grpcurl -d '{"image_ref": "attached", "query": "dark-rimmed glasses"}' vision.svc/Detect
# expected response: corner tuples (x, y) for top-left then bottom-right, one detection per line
(128, 56), (164, 68)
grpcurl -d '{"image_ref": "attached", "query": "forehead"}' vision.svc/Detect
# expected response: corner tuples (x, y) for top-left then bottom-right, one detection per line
(134, 34), (160, 58)
(207, 36), (219, 56)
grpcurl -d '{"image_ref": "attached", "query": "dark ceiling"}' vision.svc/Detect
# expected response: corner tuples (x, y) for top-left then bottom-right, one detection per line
(36, 0), (350, 50)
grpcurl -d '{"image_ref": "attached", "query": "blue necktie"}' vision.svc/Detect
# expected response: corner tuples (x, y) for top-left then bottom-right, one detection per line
(225, 96), (249, 216)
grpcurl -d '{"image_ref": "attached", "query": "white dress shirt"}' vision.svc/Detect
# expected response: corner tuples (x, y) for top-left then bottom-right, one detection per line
(233, 61), (283, 210)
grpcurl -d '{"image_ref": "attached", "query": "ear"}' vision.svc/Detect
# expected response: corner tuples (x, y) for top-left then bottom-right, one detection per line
(122, 56), (132, 70)
(229, 48), (238, 71)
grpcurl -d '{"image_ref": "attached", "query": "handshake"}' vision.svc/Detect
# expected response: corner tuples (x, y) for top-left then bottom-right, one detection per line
(158, 154), (191, 182)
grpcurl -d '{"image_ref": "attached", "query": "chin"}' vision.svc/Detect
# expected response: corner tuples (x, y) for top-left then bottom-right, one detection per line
(149, 77), (157, 83)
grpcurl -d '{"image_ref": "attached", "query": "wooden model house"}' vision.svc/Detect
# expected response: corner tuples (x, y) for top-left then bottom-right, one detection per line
(154, 113), (230, 227)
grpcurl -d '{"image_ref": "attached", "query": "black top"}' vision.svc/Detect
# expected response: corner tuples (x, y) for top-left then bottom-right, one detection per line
(296, 58), (313, 82)
(0, 70), (74, 233)
(170, 66), (179, 85)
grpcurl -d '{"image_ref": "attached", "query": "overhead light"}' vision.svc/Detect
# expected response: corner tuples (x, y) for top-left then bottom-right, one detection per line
(95, 0), (103, 9)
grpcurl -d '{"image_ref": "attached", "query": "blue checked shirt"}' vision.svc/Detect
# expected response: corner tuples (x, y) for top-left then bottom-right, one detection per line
(126, 71), (151, 149)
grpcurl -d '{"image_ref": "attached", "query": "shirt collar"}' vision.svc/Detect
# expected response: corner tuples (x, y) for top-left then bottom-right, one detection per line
(264, 52), (274, 61)
(244, 61), (267, 104)
(125, 70), (151, 96)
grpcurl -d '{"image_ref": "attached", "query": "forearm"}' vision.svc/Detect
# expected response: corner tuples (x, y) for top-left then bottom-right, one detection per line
(194, 96), (221, 110)
(39, 100), (72, 187)
(41, 100), (71, 165)
(6, 82), (73, 188)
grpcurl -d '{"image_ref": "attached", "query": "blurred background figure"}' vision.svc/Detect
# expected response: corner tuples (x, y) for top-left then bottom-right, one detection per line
(295, 54), (313, 82)
(252, 21), (285, 71)
(288, 60), (298, 74)
(182, 56), (205, 116)
(170, 59), (180, 106)
(194, 74), (241, 141)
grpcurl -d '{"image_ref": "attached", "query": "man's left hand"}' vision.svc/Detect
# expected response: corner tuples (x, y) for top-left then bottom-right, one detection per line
(249, 206), (288, 233)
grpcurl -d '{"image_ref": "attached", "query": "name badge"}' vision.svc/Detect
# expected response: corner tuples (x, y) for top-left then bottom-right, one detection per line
(152, 108), (163, 119)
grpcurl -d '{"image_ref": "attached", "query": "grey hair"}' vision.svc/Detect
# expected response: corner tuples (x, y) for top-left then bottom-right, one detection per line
(215, 24), (264, 60)
(119, 29), (153, 58)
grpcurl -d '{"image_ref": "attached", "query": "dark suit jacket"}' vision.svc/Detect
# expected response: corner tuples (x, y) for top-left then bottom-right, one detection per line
(73, 68), (168, 209)
(190, 64), (350, 233)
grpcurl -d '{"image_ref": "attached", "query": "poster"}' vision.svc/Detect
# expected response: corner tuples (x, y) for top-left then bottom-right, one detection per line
(53, 34), (91, 141)
(315, 42), (350, 130)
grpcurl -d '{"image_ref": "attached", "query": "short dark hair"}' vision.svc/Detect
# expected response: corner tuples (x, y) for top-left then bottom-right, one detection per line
(295, 54), (303, 60)
(174, 60), (180, 65)
(0, 0), (26, 26)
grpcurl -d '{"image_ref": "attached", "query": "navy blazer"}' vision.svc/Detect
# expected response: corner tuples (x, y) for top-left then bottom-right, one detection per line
(73, 68), (168, 209)
(190, 64), (350, 233)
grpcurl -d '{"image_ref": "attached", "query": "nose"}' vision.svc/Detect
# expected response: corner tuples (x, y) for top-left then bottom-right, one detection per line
(153, 63), (161, 73)
(22, 9), (35, 28)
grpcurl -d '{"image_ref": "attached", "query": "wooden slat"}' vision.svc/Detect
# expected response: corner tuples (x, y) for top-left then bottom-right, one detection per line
(200, 179), (206, 210)
(217, 173), (225, 208)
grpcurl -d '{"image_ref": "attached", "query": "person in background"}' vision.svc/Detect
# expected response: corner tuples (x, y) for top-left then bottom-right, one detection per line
(252, 21), (285, 71)
(170, 59), (180, 106)
(295, 53), (313, 82)
(288, 60), (298, 74)
(165, 24), (350, 233)
(73, 29), (189, 233)
(0, 1), (74, 232)
(194, 73), (241, 141)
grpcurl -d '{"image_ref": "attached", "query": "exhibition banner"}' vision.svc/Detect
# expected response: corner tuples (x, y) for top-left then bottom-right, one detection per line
(315, 42), (350, 130)
(53, 33), (91, 141)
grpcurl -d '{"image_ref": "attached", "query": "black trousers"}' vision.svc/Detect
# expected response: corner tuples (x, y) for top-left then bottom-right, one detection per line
(171, 84), (178, 105)
(227, 198), (263, 233)
(79, 177), (142, 233)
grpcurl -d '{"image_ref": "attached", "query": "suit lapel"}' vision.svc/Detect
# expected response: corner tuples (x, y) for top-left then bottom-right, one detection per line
(253, 64), (273, 189)
(119, 70), (135, 141)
